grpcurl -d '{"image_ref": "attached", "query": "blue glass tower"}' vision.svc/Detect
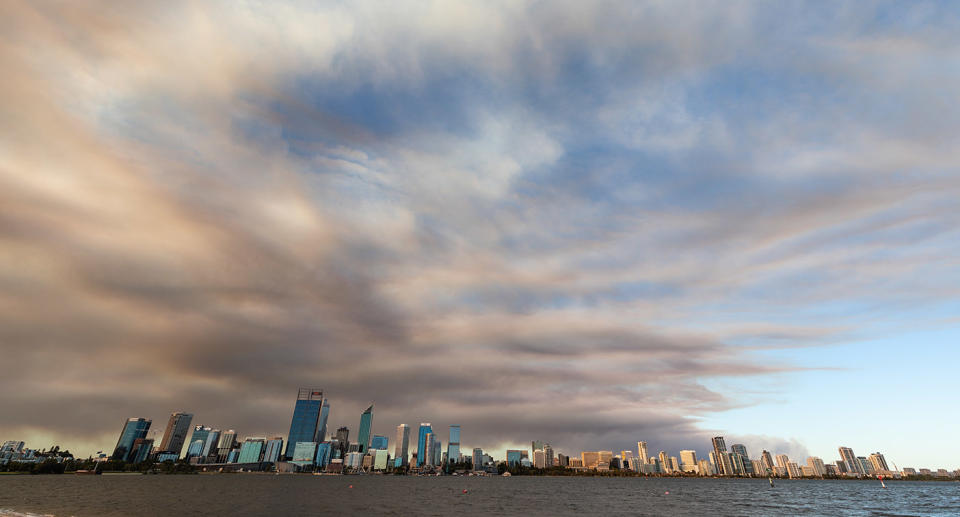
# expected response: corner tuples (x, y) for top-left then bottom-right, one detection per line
(317, 399), (331, 441)
(356, 405), (374, 453)
(284, 388), (324, 459)
(111, 417), (151, 462)
(447, 425), (461, 464)
(417, 423), (433, 466)
(370, 435), (388, 450)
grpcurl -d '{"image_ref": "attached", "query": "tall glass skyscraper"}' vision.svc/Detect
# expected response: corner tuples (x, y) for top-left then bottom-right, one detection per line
(284, 388), (324, 459)
(394, 424), (410, 467)
(447, 425), (461, 464)
(111, 417), (152, 462)
(158, 412), (193, 457)
(317, 399), (331, 442)
(417, 423), (432, 466)
(370, 435), (388, 450)
(186, 425), (211, 459)
(356, 405), (373, 453)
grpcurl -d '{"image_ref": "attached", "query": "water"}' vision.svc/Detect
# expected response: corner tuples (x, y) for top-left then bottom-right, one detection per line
(1, 476), (958, 516)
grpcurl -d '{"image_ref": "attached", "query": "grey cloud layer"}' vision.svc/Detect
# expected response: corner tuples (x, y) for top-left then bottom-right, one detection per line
(0, 1), (957, 457)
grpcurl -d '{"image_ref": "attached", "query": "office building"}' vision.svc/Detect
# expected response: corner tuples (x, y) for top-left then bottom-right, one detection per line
(335, 427), (350, 458)
(263, 437), (284, 463)
(373, 449), (389, 470)
(237, 438), (265, 463)
(158, 412), (194, 457)
(447, 425), (461, 464)
(394, 424), (410, 467)
(357, 404), (373, 453)
(417, 423), (433, 466)
(472, 448), (483, 470)
(217, 430), (238, 463)
(775, 454), (790, 470)
(202, 429), (221, 459)
(507, 449), (526, 467)
(318, 399), (330, 442)
(111, 417), (152, 462)
(533, 449), (546, 468)
(285, 388), (324, 459)
(637, 441), (648, 466)
(292, 441), (319, 466)
(187, 426), (211, 459)
(130, 438), (154, 464)
(370, 434), (388, 450)
(581, 451), (600, 469)
(315, 442), (332, 467)
(543, 444), (554, 468)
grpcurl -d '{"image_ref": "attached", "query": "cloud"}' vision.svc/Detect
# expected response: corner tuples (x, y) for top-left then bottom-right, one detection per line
(0, 0), (957, 463)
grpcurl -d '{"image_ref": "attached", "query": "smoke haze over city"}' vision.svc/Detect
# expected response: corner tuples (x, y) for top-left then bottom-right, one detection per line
(1, 1), (958, 468)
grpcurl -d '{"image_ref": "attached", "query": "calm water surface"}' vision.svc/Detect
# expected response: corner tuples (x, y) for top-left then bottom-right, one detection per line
(1, 475), (958, 516)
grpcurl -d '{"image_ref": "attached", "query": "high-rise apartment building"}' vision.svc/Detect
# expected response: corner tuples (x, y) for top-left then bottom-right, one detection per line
(807, 456), (826, 477)
(111, 417), (152, 462)
(760, 450), (775, 474)
(868, 452), (889, 473)
(158, 412), (193, 457)
(838, 446), (865, 475)
(356, 405), (373, 453)
(637, 441), (648, 466)
(543, 444), (554, 467)
(711, 437), (728, 475)
(680, 450), (698, 473)
(447, 425), (461, 464)
(285, 388), (324, 459)
(394, 424), (410, 467)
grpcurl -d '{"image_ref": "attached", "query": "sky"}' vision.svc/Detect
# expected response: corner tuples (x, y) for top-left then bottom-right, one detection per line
(1, 1), (958, 469)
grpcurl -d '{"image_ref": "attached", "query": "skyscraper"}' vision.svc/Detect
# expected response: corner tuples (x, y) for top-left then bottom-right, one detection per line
(217, 429), (237, 463)
(285, 388), (324, 459)
(472, 448), (483, 470)
(417, 423), (433, 466)
(370, 435), (388, 450)
(394, 424), (410, 467)
(711, 437), (728, 475)
(637, 441), (648, 465)
(868, 452), (889, 473)
(544, 444), (554, 468)
(202, 429), (221, 459)
(356, 404), (373, 453)
(731, 444), (753, 475)
(111, 417), (151, 462)
(424, 432), (435, 467)
(186, 425), (211, 459)
(263, 437), (284, 463)
(838, 446), (865, 475)
(317, 399), (331, 441)
(158, 412), (193, 457)
(447, 425), (461, 464)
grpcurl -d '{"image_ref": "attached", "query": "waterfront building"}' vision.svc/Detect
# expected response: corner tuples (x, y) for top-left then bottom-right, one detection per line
(374, 449), (389, 470)
(760, 450), (775, 474)
(569, 457), (584, 468)
(447, 425), (461, 464)
(507, 449), (526, 467)
(838, 446), (865, 475)
(357, 404), (373, 453)
(202, 429), (221, 459)
(238, 438), (265, 463)
(217, 430), (238, 462)
(394, 424), (410, 467)
(729, 452), (745, 475)
(658, 451), (670, 473)
(637, 441), (648, 466)
(157, 452), (180, 463)
(731, 444), (753, 475)
(335, 427), (350, 457)
(186, 440), (204, 459)
(263, 437), (284, 463)
(858, 456), (875, 475)
(800, 465), (816, 477)
(751, 459), (764, 476)
(370, 435), (388, 450)
(787, 462), (801, 478)
(431, 437), (442, 466)
(775, 454), (790, 470)
(158, 412), (194, 458)
(698, 458), (713, 476)
(187, 426), (211, 459)
(284, 388), (324, 459)
(292, 441), (319, 466)
(680, 450), (698, 473)
(543, 444), (554, 468)
(711, 437), (728, 475)
(111, 417), (152, 462)
(581, 451), (600, 469)
(315, 442), (332, 467)
(472, 448), (483, 470)
(806, 456), (826, 476)
(130, 438), (154, 463)
(620, 450), (636, 471)
(558, 453), (569, 467)
(533, 449), (546, 468)
(869, 452), (889, 473)
(417, 423), (433, 466)
(344, 451), (363, 469)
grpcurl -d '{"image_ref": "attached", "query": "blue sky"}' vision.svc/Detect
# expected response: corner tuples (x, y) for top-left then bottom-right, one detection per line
(0, 0), (958, 467)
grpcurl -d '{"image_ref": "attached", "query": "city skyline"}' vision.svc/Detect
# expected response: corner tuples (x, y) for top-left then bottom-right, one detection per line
(1, 1), (959, 470)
